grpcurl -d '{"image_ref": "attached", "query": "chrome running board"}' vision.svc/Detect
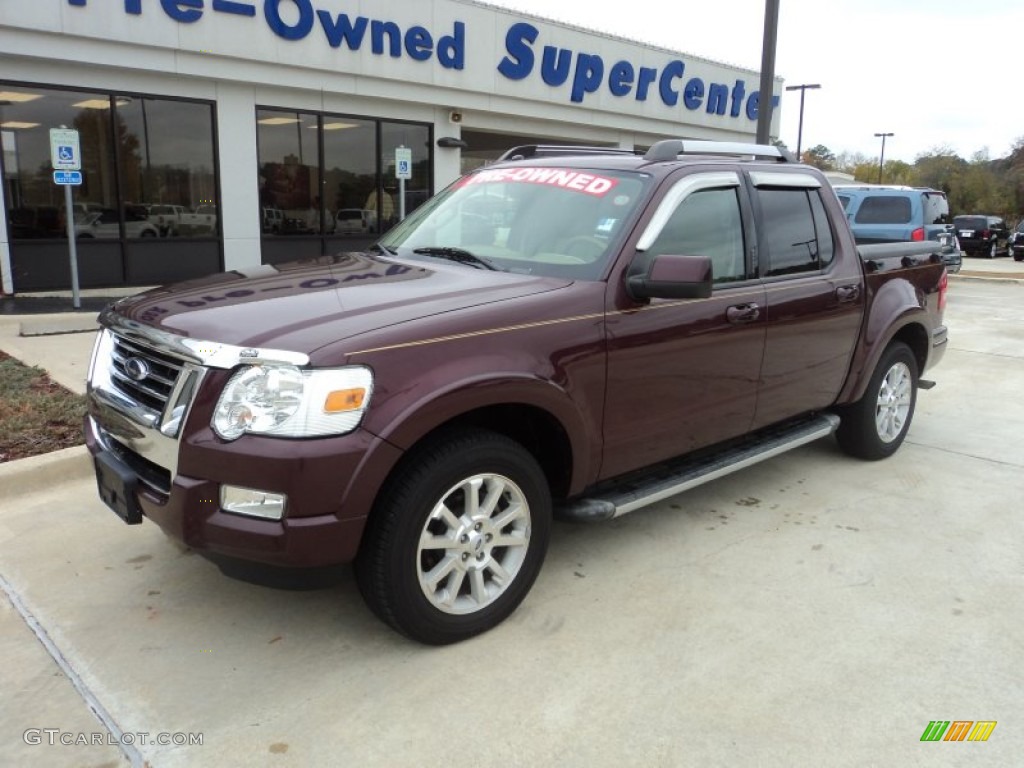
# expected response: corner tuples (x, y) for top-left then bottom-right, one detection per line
(557, 413), (841, 522)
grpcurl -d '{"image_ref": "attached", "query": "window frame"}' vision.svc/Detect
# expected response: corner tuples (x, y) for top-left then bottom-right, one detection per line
(746, 171), (837, 280)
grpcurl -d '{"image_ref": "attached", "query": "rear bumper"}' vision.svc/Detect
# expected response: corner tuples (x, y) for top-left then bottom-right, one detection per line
(928, 325), (948, 372)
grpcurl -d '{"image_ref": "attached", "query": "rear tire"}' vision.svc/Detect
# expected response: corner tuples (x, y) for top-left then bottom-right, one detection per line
(355, 427), (551, 645)
(836, 342), (918, 461)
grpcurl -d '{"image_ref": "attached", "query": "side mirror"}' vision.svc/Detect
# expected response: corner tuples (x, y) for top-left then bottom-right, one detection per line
(626, 253), (713, 302)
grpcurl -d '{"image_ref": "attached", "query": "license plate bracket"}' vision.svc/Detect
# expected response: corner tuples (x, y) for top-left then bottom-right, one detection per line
(94, 451), (143, 525)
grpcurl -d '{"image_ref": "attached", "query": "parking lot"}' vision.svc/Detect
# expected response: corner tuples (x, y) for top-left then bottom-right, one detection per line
(1, 275), (1022, 767)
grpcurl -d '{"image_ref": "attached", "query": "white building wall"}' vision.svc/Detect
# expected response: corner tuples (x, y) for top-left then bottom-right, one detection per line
(0, 0), (783, 290)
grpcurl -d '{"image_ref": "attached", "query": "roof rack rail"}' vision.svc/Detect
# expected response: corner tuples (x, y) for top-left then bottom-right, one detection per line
(644, 140), (795, 163)
(496, 145), (641, 162)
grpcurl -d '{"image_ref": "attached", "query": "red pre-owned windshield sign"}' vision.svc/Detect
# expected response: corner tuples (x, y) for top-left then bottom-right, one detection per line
(459, 167), (618, 196)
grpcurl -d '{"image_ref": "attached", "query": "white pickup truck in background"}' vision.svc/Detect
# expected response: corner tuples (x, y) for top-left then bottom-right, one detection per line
(148, 204), (217, 237)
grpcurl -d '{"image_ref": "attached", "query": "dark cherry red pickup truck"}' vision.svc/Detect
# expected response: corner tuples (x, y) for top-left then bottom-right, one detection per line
(86, 141), (949, 643)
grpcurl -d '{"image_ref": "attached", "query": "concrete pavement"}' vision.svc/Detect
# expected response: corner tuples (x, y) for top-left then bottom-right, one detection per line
(1, 263), (1022, 767)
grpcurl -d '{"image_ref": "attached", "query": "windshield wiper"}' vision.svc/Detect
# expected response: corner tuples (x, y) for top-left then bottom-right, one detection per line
(412, 246), (502, 271)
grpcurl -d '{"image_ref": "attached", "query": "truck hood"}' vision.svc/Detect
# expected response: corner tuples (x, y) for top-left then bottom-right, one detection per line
(111, 252), (572, 353)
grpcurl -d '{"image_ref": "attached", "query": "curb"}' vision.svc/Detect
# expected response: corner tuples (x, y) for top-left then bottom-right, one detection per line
(0, 445), (92, 497)
(19, 315), (99, 337)
(950, 273), (1024, 284)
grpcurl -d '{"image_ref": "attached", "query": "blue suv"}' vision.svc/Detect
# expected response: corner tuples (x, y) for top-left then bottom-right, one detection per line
(833, 185), (960, 272)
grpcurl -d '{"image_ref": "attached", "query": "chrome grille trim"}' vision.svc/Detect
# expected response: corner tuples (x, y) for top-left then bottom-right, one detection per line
(109, 335), (184, 412)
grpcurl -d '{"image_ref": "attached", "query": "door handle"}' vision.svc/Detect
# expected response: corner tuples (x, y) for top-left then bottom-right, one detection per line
(836, 284), (861, 302)
(726, 303), (760, 324)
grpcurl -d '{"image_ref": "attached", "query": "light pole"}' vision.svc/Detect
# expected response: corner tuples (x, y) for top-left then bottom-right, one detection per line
(874, 132), (894, 183)
(785, 83), (820, 160)
(755, 0), (780, 145)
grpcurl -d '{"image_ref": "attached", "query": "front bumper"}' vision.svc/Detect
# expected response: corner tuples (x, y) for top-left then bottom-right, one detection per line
(85, 319), (402, 567)
(85, 416), (398, 566)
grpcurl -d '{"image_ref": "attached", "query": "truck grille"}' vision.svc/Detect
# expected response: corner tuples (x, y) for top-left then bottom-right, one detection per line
(109, 335), (185, 413)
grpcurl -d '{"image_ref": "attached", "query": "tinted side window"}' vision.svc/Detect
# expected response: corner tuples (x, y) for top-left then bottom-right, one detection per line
(809, 192), (835, 268)
(922, 192), (948, 225)
(757, 188), (827, 277)
(837, 194), (851, 210)
(647, 188), (746, 283)
(854, 196), (912, 224)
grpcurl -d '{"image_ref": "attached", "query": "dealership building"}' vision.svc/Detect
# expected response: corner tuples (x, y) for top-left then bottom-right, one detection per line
(0, 0), (781, 293)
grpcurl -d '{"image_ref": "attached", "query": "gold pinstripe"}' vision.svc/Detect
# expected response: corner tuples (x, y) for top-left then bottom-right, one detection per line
(348, 264), (936, 356)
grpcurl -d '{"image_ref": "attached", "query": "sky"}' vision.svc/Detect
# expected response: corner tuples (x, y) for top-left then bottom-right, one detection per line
(483, 0), (1024, 164)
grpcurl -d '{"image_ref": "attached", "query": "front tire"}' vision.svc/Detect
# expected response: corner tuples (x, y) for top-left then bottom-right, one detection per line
(836, 341), (918, 460)
(355, 428), (551, 645)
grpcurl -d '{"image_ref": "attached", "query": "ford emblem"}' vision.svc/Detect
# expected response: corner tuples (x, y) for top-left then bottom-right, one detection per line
(124, 357), (151, 382)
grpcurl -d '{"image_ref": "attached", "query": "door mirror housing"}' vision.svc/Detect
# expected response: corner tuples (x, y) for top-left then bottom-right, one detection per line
(626, 253), (713, 302)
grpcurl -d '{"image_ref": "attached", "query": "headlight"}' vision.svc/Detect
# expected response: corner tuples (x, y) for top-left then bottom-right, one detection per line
(212, 364), (373, 440)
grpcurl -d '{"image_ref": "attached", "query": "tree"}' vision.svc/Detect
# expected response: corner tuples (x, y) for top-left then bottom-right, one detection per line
(802, 144), (835, 170)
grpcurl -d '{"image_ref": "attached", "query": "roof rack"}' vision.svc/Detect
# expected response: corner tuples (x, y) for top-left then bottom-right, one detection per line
(643, 140), (795, 163)
(496, 145), (641, 162)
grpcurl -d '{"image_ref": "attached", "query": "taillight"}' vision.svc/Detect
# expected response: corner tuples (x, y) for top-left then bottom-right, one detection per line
(938, 269), (948, 312)
(911, 227), (925, 241)
(981, 229), (991, 239)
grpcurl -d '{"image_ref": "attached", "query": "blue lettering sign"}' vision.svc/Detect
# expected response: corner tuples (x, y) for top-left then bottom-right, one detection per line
(264, 0), (314, 41)
(317, 11), (368, 50)
(730, 80), (745, 117)
(437, 23), (464, 70)
(706, 82), (729, 115)
(371, 20), (402, 57)
(683, 78), (704, 110)
(608, 61), (634, 97)
(404, 26), (433, 62)
(162, 0), (202, 23)
(658, 61), (684, 107)
(498, 22), (537, 81)
(64, 3), (756, 120)
(635, 67), (657, 102)
(541, 47), (570, 87)
(571, 54), (603, 104)
(213, 0), (255, 17)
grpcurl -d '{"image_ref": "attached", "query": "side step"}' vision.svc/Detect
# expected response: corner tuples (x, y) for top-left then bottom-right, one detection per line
(556, 413), (841, 522)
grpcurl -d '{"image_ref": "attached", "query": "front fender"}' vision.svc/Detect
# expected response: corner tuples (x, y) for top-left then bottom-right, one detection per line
(362, 359), (604, 495)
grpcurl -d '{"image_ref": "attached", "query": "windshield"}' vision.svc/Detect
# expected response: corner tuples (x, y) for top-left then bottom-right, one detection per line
(378, 167), (650, 279)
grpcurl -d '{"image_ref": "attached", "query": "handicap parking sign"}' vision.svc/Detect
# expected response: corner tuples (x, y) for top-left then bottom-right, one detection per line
(395, 147), (412, 180)
(50, 128), (81, 171)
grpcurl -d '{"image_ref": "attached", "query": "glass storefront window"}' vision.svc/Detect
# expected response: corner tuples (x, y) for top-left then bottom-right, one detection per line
(0, 84), (218, 242)
(380, 121), (430, 231)
(1, 85), (117, 239)
(322, 117), (376, 236)
(118, 98), (218, 238)
(257, 109), (323, 236)
(257, 108), (432, 250)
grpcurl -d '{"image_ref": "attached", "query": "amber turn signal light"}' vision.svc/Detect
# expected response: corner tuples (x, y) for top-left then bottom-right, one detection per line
(324, 388), (367, 413)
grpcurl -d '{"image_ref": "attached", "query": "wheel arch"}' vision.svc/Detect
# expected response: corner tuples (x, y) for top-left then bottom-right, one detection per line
(366, 376), (593, 505)
(840, 275), (933, 404)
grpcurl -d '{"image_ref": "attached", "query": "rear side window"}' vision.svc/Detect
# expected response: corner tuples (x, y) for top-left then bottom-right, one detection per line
(922, 192), (949, 225)
(854, 196), (912, 224)
(756, 188), (834, 277)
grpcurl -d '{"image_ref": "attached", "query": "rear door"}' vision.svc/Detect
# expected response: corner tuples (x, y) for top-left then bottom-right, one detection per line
(746, 171), (865, 429)
(601, 169), (766, 478)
